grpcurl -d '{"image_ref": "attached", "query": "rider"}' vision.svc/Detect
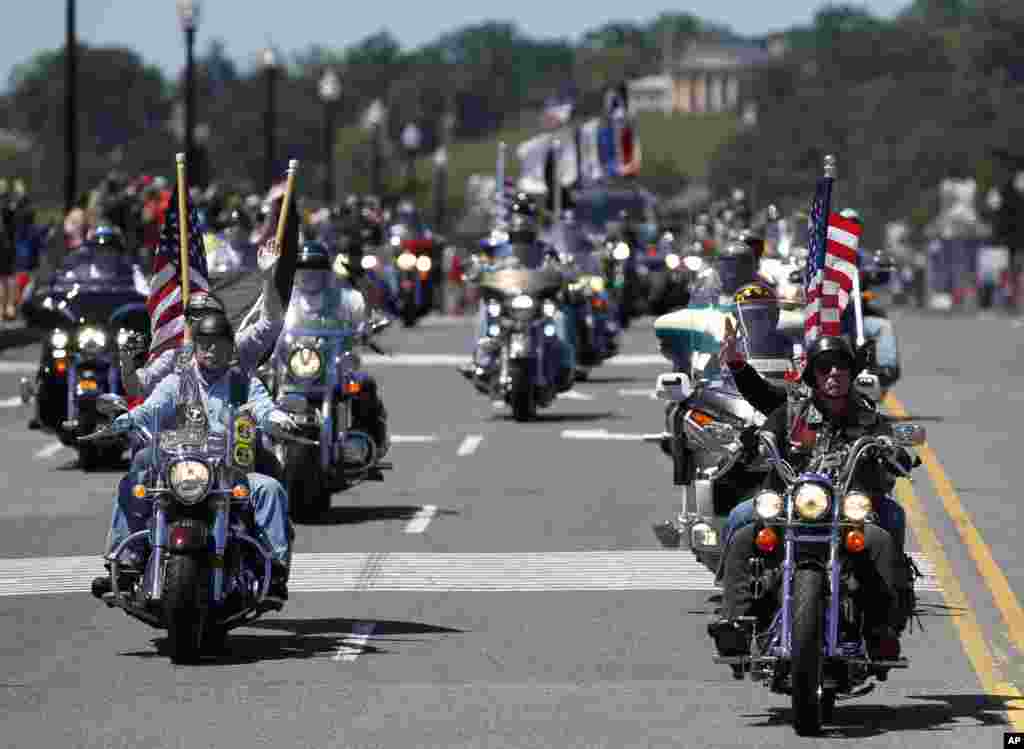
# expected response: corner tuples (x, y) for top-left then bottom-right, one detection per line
(709, 335), (915, 662)
(92, 309), (297, 602)
(289, 239), (389, 457)
(462, 193), (576, 393)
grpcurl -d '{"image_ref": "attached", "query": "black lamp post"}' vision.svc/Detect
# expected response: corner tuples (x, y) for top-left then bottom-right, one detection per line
(64, 0), (77, 215)
(176, 0), (200, 176)
(318, 69), (341, 205)
(262, 47), (279, 191)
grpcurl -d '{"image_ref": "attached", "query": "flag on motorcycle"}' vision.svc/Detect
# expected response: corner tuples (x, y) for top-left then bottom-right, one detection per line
(804, 177), (862, 345)
(147, 183), (210, 363)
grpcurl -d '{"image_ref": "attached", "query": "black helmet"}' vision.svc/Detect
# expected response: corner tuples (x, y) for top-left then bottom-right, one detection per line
(193, 310), (234, 340)
(296, 239), (331, 270)
(716, 240), (758, 296)
(802, 336), (858, 387)
(185, 292), (225, 323)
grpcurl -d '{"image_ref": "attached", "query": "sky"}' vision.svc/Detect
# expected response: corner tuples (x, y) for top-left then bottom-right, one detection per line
(3, 0), (912, 91)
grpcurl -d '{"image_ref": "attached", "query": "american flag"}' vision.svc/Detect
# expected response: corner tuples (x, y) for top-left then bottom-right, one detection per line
(805, 177), (863, 344)
(146, 183), (210, 363)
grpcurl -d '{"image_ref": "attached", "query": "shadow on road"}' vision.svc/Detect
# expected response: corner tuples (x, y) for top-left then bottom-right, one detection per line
(888, 414), (946, 423)
(296, 505), (460, 527)
(742, 693), (1019, 737)
(498, 411), (623, 424)
(578, 375), (646, 385)
(125, 617), (464, 666)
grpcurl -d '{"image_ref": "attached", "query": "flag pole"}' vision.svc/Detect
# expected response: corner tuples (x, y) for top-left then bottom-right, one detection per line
(496, 142), (506, 229)
(175, 152), (192, 344)
(552, 137), (562, 233)
(274, 159), (299, 251)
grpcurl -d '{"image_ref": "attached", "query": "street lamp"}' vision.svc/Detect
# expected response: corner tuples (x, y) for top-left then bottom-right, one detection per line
(365, 99), (385, 197)
(401, 122), (422, 194)
(318, 69), (341, 205)
(65, 0), (77, 215)
(176, 0), (200, 178)
(262, 47), (279, 191)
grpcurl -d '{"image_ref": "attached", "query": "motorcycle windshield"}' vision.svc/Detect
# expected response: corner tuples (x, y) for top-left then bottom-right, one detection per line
(479, 266), (563, 299)
(281, 269), (360, 336)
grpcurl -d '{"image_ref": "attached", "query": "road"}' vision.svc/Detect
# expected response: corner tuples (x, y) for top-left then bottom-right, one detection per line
(0, 308), (1021, 748)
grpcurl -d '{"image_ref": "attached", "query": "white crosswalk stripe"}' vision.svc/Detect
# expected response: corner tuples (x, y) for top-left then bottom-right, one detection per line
(0, 551), (942, 597)
(361, 354), (667, 367)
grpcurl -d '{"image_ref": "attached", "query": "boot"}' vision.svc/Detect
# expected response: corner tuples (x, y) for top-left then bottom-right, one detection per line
(267, 561), (289, 602)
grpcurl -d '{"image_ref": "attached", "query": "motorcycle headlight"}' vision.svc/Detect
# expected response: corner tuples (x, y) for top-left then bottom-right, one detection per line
(51, 329), (69, 349)
(510, 294), (534, 311)
(612, 242), (630, 261)
(684, 255), (704, 272)
(116, 329), (131, 347)
(288, 347), (323, 378)
(794, 483), (831, 520)
(665, 253), (680, 270)
(77, 327), (106, 351)
(361, 255), (378, 270)
(415, 255), (432, 273)
(589, 276), (605, 293)
(842, 492), (873, 522)
(542, 300), (557, 318)
(487, 301), (502, 318)
(397, 252), (417, 271)
(755, 491), (784, 519)
(168, 459), (212, 505)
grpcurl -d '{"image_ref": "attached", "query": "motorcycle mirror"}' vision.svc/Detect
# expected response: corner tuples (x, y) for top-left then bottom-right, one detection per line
(96, 393), (129, 418)
(370, 317), (392, 334)
(854, 372), (883, 403)
(892, 422), (926, 447)
(788, 270), (803, 285)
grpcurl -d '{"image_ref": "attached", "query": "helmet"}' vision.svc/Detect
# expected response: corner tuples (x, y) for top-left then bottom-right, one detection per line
(734, 282), (780, 340)
(295, 240), (331, 270)
(802, 336), (858, 387)
(185, 292), (226, 323)
(193, 310), (234, 340)
(716, 240), (759, 296)
(93, 225), (126, 252)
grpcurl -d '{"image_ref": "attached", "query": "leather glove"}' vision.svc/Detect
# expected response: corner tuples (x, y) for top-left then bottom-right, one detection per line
(108, 415), (135, 436)
(739, 425), (760, 462)
(266, 410), (299, 441)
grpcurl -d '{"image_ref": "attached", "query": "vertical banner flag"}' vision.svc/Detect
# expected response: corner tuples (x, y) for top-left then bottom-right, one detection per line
(147, 183), (210, 362)
(804, 173), (834, 345)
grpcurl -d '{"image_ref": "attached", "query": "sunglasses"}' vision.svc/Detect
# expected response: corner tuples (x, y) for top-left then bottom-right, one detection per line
(814, 356), (852, 375)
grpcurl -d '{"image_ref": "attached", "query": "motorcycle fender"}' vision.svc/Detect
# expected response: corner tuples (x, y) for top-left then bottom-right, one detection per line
(167, 520), (210, 554)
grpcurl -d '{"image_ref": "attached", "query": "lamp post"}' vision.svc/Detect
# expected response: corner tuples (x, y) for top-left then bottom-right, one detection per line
(262, 47), (279, 191)
(318, 69), (341, 205)
(401, 122), (422, 194)
(176, 0), (200, 176)
(365, 99), (385, 197)
(64, 0), (77, 215)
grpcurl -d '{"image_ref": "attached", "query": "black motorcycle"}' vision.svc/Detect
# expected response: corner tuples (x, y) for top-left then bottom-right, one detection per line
(21, 246), (149, 469)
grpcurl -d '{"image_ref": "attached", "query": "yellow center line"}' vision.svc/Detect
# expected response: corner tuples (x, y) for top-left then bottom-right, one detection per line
(885, 394), (1024, 726)
(886, 394), (1024, 655)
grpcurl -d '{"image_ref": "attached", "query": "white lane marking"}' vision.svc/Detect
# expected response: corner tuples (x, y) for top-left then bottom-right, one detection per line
(403, 504), (439, 534)
(333, 622), (377, 663)
(390, 435), (439, 444)
(361, 354), (666, 367)
(0, 395), (25, 408)
(0, 552), (942, 596)
(557, 389), (594, 401)
(456, 434), (484, 457)
(0, 362), (35, 374)
(33, 442), (67, 460)
(618, 388), (656, 399)
(561, 429), (650, 441)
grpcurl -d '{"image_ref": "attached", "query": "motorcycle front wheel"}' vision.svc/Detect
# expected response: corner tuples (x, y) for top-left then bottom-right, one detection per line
(508, 360), (535, 422)
(284, 444), (331, 521)
(791, 567), (826, 735)
(163, 555), (206, 664)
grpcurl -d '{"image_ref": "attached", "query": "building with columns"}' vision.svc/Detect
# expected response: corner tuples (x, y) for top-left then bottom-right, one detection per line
(627, 36), (787, 116)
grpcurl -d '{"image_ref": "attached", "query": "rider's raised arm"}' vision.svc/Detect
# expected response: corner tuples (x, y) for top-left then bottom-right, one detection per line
(731, 361), (788, 417)
(135, 349), (176, 397)
(236, 317), (283, 374)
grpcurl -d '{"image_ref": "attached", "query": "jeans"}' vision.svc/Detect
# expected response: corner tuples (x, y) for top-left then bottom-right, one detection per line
(721, 493), (907, 554)
(106, 446), (293, 566)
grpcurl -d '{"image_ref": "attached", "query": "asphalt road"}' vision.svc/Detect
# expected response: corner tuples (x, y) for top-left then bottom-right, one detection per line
(0, 308), (1021, 748)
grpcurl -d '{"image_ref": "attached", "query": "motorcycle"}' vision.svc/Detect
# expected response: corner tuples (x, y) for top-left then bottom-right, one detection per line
(83, 392), (308, 664)
(646, 233), (695, 316)
(598, 238), (638, 329)
(474, 265), (566, 421)
(387, 221), (438, 327)
(21, 245), (150, 469)
(648, 292), (802, 571)
(563, 271), (621, 381)
(267, 266), (392, 519)
(712, 424), (925, 734)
